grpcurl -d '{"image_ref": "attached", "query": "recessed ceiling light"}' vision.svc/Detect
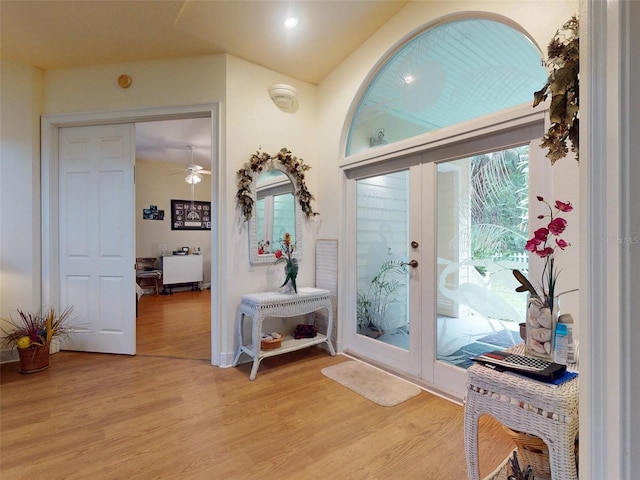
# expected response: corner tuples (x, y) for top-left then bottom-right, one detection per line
(284, 17), (298, 29)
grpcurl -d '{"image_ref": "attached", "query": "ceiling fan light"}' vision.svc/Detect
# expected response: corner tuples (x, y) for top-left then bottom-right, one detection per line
(185, 172), (202, 184)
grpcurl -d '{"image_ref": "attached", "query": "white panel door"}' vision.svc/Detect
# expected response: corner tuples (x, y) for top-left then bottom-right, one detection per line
(58, 124), (135, 354)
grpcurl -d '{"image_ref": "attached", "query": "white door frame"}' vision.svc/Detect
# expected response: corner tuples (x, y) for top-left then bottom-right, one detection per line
(41, 103), (222, 365)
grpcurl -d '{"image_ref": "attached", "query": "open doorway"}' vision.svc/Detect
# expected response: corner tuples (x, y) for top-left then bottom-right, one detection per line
(134, 118), (212, 361)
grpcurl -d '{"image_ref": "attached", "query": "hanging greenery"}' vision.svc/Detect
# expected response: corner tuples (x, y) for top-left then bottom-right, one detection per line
(533, 15), (579, 164)
(236, 147), (318, 222)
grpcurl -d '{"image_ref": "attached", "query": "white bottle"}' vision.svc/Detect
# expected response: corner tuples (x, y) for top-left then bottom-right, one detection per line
(557, 313), (575, 363)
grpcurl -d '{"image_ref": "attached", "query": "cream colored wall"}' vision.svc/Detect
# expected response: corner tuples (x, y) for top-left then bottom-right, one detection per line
(316, 0), (581, 330)
(135, 159), (212, 286)
(40, 53), (320, 362)
(0, 59), (43, 336)
(42, 55), (226, 114)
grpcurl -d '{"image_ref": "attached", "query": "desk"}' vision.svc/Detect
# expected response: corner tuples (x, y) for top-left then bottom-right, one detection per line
(464, 344), (579, 480)
(232, 287), (336, 380)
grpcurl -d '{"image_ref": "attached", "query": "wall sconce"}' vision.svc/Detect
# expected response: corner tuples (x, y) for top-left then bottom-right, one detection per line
(268, 84), (297, 109)
(370, 128), (389, 147)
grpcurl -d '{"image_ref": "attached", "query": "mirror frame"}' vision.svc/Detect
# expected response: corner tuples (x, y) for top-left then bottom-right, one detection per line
(236, 148), (318, 265)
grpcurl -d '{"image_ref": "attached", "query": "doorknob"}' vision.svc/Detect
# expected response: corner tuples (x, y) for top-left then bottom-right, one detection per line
(411, 241), (419, 249)
(401, 259), (419, 268)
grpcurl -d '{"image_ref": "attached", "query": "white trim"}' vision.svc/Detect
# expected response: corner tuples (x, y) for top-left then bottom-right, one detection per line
(582, 0), (632, 478)
(41, 103), (223, 366)
(341, 103), (545, 170)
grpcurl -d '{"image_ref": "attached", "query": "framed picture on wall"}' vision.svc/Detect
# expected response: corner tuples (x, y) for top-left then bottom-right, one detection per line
(171, 200), (211, 230)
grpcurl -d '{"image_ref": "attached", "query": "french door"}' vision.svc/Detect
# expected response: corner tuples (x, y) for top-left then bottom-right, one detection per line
(346, 146), (531, 397)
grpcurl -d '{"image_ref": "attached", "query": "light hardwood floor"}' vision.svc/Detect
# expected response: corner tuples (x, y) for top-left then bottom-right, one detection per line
(1, 291), (515, 479)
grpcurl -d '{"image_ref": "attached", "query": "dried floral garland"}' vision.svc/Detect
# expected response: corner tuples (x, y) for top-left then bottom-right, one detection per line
(236, 148), (318, 222)
(533, 15), (579, 164)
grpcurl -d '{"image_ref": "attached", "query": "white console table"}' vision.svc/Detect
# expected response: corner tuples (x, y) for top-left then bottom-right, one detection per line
(232, 287), (336, 380)
(161, 255), (203, 294)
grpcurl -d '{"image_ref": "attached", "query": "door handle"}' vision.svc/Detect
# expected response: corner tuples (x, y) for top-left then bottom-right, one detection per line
(401, 259), (419, 268)
(411, 241), (419, 249)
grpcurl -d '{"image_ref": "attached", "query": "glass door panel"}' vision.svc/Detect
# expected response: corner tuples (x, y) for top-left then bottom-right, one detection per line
(349, 166), (422, 377)
(435, 146), (529, 371)
(356, 170), (410, 347)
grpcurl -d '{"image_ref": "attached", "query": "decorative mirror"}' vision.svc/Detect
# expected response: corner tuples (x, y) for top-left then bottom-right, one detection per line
(236, 148), (317, 265)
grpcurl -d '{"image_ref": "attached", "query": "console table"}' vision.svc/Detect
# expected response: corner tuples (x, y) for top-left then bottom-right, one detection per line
(232, 287), (336, 380)
(464, 344), (579, 480)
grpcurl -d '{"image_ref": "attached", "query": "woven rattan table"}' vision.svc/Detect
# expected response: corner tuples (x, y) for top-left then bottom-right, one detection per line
(232, 287), (336, 380)
(464, 344), (579, 480)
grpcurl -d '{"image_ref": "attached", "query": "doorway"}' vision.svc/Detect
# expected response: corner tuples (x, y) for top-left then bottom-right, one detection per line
(41, 104), (221, 365)
(134, 118), (213, 361)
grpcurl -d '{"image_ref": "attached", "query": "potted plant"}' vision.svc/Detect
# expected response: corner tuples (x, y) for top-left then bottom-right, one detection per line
(1, 306), (73, 373)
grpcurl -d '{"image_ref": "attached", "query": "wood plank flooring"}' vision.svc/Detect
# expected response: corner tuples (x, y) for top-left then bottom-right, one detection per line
(136, 290), (211, 360)
(1, 291), (515, 479)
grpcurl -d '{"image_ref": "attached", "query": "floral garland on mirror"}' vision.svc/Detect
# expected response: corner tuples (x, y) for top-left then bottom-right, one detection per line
(533, 15), (579, 164)
(236, 147), (318, 222)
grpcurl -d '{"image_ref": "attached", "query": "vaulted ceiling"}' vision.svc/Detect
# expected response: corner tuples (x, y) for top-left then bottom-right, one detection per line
(1, 0), (407, 167)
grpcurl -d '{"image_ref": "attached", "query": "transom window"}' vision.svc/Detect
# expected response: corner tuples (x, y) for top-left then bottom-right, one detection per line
(346, 17), (547, 156)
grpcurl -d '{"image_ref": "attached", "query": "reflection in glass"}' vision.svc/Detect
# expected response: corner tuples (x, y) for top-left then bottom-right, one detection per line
(436, 146), (529, 369)
(355, 171), (410, 350)
(256, 171), (295, 255)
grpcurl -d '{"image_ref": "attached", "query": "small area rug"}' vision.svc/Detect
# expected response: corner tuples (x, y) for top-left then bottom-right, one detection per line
(321, 361), (421, 407)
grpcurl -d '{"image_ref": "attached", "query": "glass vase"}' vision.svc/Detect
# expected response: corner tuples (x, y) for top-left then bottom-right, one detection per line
(525, 294), (559, 361)
(282, 258), (298, 294)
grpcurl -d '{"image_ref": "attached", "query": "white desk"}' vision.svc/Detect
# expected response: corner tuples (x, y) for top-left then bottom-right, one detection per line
(464, 344), (579, 480)
(161, 255), (203, 293)
(232, 287), (336, 380)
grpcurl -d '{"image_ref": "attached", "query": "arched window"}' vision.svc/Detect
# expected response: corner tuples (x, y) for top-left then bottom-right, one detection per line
(346, 17), (547, 156)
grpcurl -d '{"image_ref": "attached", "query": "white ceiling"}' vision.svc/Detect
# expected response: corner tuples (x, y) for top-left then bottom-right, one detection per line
(1, 0), (407, 167)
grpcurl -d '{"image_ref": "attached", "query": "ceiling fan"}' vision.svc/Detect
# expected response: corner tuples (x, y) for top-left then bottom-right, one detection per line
(170, 146), (211, 184)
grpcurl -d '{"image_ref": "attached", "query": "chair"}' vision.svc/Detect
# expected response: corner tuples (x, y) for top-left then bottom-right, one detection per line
(135, 257), (162, 295)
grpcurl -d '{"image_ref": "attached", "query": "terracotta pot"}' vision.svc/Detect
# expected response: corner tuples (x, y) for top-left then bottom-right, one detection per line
(17, 344), (50, 373)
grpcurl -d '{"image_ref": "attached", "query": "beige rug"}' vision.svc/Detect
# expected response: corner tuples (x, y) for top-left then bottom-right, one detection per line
(321, 361), (421, 407)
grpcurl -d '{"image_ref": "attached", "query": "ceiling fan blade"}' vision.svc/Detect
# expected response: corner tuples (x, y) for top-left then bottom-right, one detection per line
(199, 170), (211, 175)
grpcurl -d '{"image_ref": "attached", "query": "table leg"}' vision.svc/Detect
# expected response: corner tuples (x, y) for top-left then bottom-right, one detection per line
(232, 312), (244, 367)
(249, 358), (262, 381)
(548, 426), (579, 480)
(464, 393), (481, 480)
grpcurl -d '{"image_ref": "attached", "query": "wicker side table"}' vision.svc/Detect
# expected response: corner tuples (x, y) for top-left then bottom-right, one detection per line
(232, 287), (336, 380)
(464, 344), (579, 480)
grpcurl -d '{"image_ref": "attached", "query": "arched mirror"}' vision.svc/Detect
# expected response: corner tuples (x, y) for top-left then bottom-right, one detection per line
(249, 164), (303, 264)
(236, 148), (317, 265)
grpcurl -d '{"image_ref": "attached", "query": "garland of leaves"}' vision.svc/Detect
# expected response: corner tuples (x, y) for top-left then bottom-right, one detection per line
(533, 15), (579, 164)
(236, 147), (318, 222)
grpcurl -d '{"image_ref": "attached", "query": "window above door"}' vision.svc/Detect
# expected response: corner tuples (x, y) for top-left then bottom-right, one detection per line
(346, 16), (547, 157)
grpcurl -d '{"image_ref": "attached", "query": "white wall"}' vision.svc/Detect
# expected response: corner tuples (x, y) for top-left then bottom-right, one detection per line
(135, 158), (212, 286)
(0, 59), (43, 344)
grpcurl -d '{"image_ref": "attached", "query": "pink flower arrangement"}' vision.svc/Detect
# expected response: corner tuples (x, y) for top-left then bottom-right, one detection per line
(514, 196), (573, 312)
